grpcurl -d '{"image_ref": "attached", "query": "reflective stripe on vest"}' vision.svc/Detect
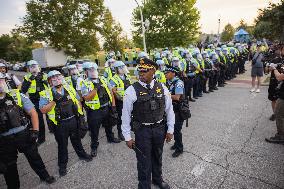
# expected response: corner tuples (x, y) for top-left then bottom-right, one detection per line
(155, 70), (166, 83)
(110, 74), (131, 97)
(39, 85), (82, 125)
(24, 73), (48, 94)
(105, 67), (113, 81)
(8, 89), (22, 108)
(84, 77), (112, 110)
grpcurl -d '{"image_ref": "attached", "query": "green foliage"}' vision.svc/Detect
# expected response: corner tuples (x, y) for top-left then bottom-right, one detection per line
(254, 0), (284, 41)
(220, 23), (235, 42)
(0, 34), (32, 62)
(102, 9), (125, 52)
(132, 0), (200, 50)
(17, 0), (105, 58)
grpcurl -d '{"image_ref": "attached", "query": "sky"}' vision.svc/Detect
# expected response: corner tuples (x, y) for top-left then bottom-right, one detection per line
(0, 0), (281, 37)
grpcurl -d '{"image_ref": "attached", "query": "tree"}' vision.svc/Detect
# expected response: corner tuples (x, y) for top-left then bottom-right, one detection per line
(17, 0), (105, 58)
(253, 0), (284, 41)
(132, 0), (200, 50)
(102, 9), (125, 53)
(220, 23), (235, 42)
(236, 19), (248, 31)
(0, 34), (32, 62)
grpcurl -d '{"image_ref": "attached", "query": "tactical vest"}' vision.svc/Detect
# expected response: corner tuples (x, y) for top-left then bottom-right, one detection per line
(39, 85), (83, 125)
(105, 67), (114, 81)
(24, 73), (48, 100)
(65, 76), (77, 89)
(6, 74), (17, 89)
(185, 60), (196, 74)
(84, 77), (112, 110)
(110, 74), (131, 98)
(155, 70), (166, 83)
(132, 81), (165, 123)
(0, 90), (29, 134)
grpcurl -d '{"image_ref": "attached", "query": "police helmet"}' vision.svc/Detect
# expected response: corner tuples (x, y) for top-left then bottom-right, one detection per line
(156, 60), (165, 65)
(113, 61), (125, 68)
(82, 62), (98, 70)
(27, 60), (39, 67)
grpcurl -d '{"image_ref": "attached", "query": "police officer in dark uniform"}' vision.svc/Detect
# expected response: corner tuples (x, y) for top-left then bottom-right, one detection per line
(81, 62), (120, 158)
(121, 58), (175, 189)
(165, 65), (185, 158)
(39, 70), (92, 176)
(21, 60), (49, 145)
(0, 73), (55, 188)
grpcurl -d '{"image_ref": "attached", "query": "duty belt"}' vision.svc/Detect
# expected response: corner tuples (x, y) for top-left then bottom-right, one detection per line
(61, 115), (76, 121)
(141, 119), (163, 127)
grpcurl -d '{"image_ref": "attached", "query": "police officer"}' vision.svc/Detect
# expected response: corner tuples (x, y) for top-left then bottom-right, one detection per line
(65, 64), (84, 98)
(21, 60), (49, 145)
(109, 61), (132, 141)
(0, 61), (22, 90)
(122, 58), (175, 189)
(104, 58), (116, 82)
(155, 59), (167, 83)
(39, 70), (92, 176)
(81, 62), (120, 158)
(202, 52), (212, 93)
(165, 65), (185, 158)
(184, 51), (197, 102)
(0, 73), (55, 188)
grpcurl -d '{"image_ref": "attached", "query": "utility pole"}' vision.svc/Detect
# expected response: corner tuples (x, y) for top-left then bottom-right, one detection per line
(217, 16), (221, 42)
(134, 0), (147, 53)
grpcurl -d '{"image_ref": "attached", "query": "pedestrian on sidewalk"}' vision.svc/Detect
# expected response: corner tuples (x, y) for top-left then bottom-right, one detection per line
(250, 45), (264, 93)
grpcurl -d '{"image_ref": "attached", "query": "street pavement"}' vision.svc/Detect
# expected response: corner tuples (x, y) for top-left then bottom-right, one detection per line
(1, 67), (284, 189)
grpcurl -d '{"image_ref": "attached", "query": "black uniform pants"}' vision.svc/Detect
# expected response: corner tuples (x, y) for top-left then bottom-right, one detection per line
(32, 101), (45, 143)
(87, 107), (114, 150)
(185, 78), (193, 99)
(116, 100), (123, 135)
(54, 117), (87, 169)
(193, 75), (200, 98)
(0, 130), (49, 189)
(173, 117), (184, 152)
(135, 124), (165, 189)
(202, 77), (208, 92)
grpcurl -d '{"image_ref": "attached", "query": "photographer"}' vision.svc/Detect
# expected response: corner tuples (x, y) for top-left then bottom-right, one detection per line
(265, 46), (283, 121)
(265, 60), (284, 144)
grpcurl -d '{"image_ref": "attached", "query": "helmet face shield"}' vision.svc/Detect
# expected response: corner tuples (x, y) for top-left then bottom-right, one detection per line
(29, 64), (40, 75)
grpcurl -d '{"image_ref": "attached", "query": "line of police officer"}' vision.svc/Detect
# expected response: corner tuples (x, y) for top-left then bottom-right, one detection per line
(0, 42), (250, 188)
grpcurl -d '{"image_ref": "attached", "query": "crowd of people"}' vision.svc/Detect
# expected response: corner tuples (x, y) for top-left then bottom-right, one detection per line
(0, 40), (282, 189)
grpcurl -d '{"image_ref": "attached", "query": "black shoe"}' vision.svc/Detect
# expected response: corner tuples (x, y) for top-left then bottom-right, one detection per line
(59, 168), (67, 177)
(269, 114), (276, 121)
(152, 180), (170, 189)
(172, 150), (183, 158)
(203, 91), (209, 93)
(170, 145), (176, 150)
(79, 154), (93, 162)
(107, 137), (121, 143)
(198, 94), (203, 97)
(189, 98), (195, 102)
(91, 149), (97, 157)
(209, 89), (214, 92)
(193, 96), (198, 99)
(214, 87), (218, 90)
(218, 84), (225, 87)
(41, 176), (56, 184)
(265, 135), (284, 144)
(118, 133), (125, 141)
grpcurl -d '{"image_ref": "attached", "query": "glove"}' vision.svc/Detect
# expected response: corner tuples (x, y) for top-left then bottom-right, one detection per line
(29, 75), (36, 80)
(29, 130), (39, 143)
(35, 73), (43, 81)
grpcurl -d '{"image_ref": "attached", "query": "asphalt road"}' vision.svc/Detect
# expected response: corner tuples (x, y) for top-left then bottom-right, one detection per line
(1, 68), (284, 189)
